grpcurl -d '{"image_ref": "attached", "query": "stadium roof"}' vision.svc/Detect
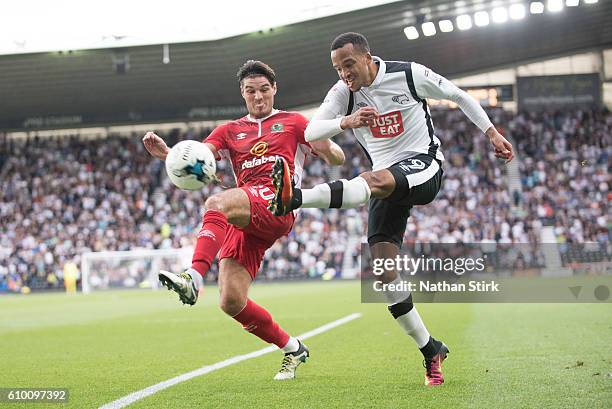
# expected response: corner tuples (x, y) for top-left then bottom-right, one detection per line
(0, 0), (402, 56)
(1, 0), (610, 131)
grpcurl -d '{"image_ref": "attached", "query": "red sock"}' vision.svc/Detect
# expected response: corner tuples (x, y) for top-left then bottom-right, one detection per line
(232, 299), (290, 348)
(191, 210), (228, 277)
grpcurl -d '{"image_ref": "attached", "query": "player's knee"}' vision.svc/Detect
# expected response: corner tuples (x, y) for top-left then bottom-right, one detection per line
(219, 292), (246, 316)
(368, 235), (402, 249)
(360, 171), (394, 198)
(204, 194), (227, 215)
(359, 171), (376, 188)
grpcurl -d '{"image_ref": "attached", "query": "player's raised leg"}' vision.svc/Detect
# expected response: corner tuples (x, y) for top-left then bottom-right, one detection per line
(218, 257), (309, 380)
(269, 157), (393, 216)
(159, 188), (251, 305)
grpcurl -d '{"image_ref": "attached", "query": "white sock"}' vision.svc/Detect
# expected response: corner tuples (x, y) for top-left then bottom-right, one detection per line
(186, 268), (203, 288)
(385, 277), (430, 348)
(340, 177), (371, 208)
(301, 177), (371, 209)
(301, 183), (332, 208)
(281, 336), (300, 353)
(395, 307), (430, 348)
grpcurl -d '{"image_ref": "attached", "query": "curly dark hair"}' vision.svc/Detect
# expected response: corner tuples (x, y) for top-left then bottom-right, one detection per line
(236, 60), (276, 86)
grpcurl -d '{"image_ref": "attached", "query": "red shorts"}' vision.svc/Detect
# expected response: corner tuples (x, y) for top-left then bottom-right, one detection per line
(218, 185), (294, 279)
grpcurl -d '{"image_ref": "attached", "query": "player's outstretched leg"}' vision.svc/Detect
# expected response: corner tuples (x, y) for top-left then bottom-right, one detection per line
(274, 339), (310, 380)
(158, 268), (202, 306)
(268, 157), (371, 216)
(232, 298), (310, 380)
(220, 258), (309, 380)
(160, 188), (250, 306)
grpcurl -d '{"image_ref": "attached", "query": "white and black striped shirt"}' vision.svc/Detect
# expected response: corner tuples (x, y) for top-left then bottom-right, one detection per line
(306, 57), (493, 171)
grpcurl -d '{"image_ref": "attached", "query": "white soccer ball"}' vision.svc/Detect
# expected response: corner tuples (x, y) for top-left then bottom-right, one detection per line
(165, 140), (216, 190)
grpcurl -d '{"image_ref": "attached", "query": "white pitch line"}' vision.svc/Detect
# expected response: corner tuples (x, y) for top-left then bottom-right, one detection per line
(99, 312), (362, 409)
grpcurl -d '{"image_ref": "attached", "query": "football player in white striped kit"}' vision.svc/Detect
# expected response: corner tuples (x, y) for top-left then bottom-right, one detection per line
(269, 32), (514, 386)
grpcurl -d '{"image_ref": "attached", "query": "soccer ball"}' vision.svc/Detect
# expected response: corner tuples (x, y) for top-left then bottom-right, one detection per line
(165, 140), (216, 190)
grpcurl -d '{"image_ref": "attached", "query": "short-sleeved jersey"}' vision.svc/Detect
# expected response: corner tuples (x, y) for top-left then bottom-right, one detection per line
(204, 110), (312, 188)
(321, 57), (449, 171)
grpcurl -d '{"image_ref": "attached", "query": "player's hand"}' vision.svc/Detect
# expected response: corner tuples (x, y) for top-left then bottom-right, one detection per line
(142, 131), (170, 160)
(486, 127), (514, 163)
(341, 107), (379, 129)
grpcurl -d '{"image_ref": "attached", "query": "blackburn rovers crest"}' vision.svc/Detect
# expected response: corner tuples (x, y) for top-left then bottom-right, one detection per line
(271, 123), (284, 132)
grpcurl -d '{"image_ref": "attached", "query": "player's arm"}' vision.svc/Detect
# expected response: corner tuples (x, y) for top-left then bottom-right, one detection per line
(304, 82), (378, 142)
(202, 143), (218, 159)
(310, 139), (345, 166)
(413, 63), (514, 162)
(142, 131), (218, 161)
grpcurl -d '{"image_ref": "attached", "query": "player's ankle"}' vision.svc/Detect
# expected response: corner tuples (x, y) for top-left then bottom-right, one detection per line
(282, 337), (300, 354)
(186, 267), (204, 288)
(292, 188), (303, 209)
(420, 336), (442, 359)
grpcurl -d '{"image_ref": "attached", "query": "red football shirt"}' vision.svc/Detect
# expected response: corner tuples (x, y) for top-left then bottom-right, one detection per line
(204, 110), (312, 188)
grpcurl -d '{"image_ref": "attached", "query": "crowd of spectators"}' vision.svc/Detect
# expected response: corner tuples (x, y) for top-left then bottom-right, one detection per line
(510, 109), (610, 244)
(0, 107), (609, 292)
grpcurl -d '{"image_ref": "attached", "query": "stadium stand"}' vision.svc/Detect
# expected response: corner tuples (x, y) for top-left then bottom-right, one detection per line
(0, 108), (609, 292)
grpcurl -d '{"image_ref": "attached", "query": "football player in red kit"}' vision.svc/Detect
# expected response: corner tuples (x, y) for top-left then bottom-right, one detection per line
(142, 60), (344, 380)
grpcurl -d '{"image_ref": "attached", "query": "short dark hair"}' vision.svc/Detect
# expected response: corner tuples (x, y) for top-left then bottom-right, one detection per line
(236, 60), (276, 86)
(331, 32), (370, 53)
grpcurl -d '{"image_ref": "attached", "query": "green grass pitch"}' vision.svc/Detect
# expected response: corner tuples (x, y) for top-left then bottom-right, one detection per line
(1, 281), (610, 408)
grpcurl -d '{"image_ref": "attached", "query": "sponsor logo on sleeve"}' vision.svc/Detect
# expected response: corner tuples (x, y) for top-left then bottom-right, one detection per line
(369, 111), (404, 138)
(425, 69), (443, 87)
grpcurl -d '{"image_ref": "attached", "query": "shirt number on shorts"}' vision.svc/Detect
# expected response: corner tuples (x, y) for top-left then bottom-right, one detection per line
(406, 159), (426, 170)
(258, 187), (275, 201)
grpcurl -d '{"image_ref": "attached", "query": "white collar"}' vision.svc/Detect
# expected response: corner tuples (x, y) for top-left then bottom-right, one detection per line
(247, 109), (280, 123)
(363, 57), (385, 90)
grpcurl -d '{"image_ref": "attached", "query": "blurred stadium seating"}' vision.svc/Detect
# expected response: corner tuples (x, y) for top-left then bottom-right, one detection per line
(0, 107), (609, 292)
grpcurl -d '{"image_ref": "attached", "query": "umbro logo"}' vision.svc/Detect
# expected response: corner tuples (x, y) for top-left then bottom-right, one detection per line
(392, 94), (410, 105)
(356, 102), (368, 108)
(236, 133), (247, 140)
